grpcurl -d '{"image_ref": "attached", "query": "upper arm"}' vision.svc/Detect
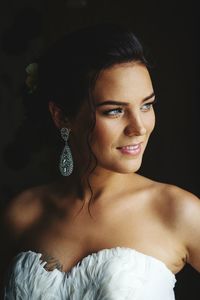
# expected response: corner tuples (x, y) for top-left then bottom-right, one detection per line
(170, 185), (200, 272)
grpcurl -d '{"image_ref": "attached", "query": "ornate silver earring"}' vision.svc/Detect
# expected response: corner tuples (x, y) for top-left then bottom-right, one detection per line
(59, 127), (73, 176)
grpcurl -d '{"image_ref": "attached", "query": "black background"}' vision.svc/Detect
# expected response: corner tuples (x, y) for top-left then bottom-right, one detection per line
(0, 0), (199, 299)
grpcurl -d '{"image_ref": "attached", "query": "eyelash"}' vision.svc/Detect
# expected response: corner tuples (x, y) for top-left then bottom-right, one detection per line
(102, 101), (156, 116)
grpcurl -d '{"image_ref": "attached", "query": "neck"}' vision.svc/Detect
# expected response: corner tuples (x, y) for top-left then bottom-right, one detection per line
(61, 165), (137, 205)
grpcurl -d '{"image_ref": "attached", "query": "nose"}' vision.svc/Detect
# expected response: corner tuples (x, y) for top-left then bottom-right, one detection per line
(124, 114), (147, 136)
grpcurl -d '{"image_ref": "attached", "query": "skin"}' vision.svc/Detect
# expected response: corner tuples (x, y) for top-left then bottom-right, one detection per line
(49, 62), (156, 203)
(1, 62), (200, 294)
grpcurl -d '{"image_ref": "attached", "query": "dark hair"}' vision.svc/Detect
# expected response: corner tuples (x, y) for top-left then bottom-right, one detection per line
(4, 22), (149, 217)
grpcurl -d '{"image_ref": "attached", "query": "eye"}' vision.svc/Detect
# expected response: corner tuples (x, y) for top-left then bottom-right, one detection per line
(103, 108), (124, 116)
(140, 101), (156, 112)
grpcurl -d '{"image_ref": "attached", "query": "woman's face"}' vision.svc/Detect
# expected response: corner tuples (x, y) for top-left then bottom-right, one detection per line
(72, 62), (156, 174)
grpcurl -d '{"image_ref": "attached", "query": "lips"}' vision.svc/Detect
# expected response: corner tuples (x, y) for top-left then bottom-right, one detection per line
(117, 142), (143, 149)
(117, 142), (143, 156)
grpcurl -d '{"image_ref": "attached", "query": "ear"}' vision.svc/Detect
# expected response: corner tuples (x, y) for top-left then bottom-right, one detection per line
(48, 101), (70, 129)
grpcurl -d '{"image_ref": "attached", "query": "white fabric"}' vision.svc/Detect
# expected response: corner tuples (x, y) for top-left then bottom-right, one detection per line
(4, 246), (176, 299)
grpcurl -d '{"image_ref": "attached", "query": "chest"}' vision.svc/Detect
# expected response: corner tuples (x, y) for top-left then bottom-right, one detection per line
(22, 198), (185, 275)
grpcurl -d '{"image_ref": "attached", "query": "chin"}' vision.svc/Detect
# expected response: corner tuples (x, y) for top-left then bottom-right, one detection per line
(122, 165), (141, 174)
(112, 160), (143, 174)
(96, 153), (143, 174)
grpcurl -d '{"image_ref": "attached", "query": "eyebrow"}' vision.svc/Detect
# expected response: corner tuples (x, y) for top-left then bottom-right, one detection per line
(95, 92), (155, 107)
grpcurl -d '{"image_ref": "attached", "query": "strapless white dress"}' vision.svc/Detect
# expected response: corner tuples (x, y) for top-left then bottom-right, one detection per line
(4, 247), (176, 299)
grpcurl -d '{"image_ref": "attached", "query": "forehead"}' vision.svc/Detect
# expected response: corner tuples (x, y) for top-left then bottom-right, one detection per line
(93, 62), (153, 103)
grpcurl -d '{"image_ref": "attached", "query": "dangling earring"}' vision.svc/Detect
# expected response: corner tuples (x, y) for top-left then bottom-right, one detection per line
(59, 127), (73, 176)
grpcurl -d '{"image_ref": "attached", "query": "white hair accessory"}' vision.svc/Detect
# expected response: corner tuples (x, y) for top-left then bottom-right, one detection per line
(25, 62), (38, 94)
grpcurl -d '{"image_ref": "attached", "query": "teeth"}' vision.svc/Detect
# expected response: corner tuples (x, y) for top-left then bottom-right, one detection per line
(122, 145), (139, 150)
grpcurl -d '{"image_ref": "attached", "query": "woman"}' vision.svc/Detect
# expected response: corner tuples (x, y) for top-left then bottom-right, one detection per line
(1, 23), (200, 299)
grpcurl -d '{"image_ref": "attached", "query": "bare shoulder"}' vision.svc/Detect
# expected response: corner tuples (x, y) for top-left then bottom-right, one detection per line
(139, 175), (199, 231)
(0, 185), (46, 290)
(153, 181), (199, 221)
(2, 185), (45, 239)
(154, 181), (200, 272)
(160, 182), (199, 216)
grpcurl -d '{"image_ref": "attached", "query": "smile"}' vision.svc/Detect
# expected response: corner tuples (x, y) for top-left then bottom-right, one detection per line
(117, 143), (143, 156)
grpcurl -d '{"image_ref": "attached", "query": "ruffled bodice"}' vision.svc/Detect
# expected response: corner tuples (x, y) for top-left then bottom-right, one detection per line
(4, 247), (176, 299)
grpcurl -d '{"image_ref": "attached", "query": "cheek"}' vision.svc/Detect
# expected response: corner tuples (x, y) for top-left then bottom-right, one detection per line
(144, 111), (156, 134)
(91, 119), (119, 148)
